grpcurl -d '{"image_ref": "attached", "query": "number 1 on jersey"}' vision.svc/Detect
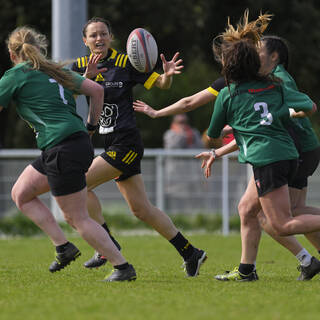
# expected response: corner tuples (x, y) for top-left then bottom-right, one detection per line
(49, 78), (68, 105)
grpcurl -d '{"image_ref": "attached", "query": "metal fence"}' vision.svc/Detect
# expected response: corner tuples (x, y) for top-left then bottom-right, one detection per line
(1, 149), (320, 235)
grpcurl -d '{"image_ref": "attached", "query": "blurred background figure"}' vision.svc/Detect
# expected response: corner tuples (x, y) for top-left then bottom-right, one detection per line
(163, 114), (204, 205)
(163, 114), (204, 149)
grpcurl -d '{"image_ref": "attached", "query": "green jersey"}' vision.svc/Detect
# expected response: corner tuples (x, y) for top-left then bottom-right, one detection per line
(0, 63), (86, 150)
(208, 80), (313, 167)
(273, 64), (320, 152)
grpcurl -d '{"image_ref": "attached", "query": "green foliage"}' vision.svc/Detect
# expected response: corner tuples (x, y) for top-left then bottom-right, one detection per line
(0, 208), (240, 236)
(0, 211), (73, 236)
(2, 1), (320, 147)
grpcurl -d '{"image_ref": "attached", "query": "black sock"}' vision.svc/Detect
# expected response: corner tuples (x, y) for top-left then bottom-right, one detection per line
(238, 263), (255, 275)
(101, 222), (110, 234)
(102, 223), (121, 250)
(56, 241), (70, 253)
(169, 232), (195, 260)
(114, 262), (129, 270)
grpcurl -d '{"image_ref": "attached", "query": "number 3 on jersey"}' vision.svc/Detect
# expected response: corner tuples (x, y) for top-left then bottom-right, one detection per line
(254, 102), (273, 126)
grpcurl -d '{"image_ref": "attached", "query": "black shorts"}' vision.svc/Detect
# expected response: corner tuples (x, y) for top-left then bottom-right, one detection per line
(100, 128), (144, 182)
(32, 131), (94, 196)
(253, 159), (299, 197)
(289, 146), (320, 189)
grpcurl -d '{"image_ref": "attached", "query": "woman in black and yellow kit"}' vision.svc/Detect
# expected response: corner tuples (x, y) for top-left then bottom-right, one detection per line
(0, 26), (136, 282)
(72, 17), (206, 277)
(197, 13), (320, 281)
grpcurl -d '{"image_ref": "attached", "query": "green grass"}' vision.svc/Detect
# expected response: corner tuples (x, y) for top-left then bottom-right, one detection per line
(0, 233), (320, 320)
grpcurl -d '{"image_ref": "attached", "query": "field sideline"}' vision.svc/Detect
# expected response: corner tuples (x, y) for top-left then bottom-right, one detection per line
(1, 233), (320, 320)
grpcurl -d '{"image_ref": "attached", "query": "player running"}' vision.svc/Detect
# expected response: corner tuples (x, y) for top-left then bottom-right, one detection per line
(0, 26), (136, 282)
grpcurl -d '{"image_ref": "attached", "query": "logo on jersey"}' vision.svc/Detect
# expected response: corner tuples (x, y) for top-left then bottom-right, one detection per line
(105, 81), (124, 88)
(99, 103), (119, 128)
(95, 73), (105, 81)
(106, 151), (117, 160)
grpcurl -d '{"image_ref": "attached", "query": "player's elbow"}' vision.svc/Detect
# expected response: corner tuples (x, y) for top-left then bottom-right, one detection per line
(182, 97), (197, 112)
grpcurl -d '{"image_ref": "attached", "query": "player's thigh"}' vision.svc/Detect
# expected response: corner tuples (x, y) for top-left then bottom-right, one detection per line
(259, 185), (292, 226)
(55, 187), (88, 221)
(12, 164), (50, 201)
(86, 155), (122, 190)
(116, 174), (149, 209)
(289, 187), (305, 210)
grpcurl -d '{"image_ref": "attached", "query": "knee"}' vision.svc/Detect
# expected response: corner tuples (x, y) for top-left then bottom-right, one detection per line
(268, 221), (291, 237)
(11, 184), (25, 210)
(130, 202), (151, 221)
(238, 199), (258, 224)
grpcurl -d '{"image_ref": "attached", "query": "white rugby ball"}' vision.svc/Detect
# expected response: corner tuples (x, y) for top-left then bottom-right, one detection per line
(126, 28), (158, 73)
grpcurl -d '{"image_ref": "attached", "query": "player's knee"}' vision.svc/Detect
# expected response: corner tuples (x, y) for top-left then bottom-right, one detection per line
(11, 185), (25, 210)
(238, 199), (255, 221)
(130, 202), (151, 221)
(269, 221), (291, 236)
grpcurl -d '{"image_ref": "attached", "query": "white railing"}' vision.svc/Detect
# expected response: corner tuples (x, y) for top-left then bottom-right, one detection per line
(0, 148), (243, 235)
(2, 148), (320, 235)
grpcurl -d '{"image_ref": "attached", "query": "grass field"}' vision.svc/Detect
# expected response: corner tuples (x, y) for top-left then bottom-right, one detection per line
(1, 233), (320, 320)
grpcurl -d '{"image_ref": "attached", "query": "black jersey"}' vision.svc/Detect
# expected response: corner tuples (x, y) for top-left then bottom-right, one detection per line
(72, 48), (160, 133)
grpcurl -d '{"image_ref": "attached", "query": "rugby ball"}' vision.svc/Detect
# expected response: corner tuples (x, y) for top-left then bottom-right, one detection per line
(126, 28), (158, 73)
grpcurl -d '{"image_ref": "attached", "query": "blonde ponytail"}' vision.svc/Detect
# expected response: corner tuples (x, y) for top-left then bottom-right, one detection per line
(7, 27), (77, 91)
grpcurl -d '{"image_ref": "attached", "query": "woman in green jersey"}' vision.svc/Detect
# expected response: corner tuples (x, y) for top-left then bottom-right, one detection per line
(197, 16), (320, 281)
(134, 11), (320, 281)
(0, 27), (136, 281)
(239, 35), (320, 281)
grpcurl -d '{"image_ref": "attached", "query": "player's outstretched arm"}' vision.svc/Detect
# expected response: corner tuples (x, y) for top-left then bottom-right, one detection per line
(133, 89), (215, 118)
(154, 52), (183, 89)
(195, 139), (239, 178)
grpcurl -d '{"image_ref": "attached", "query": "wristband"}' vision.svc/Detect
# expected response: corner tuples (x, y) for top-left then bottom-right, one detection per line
(289, 108), (295, 117)
(86, 122), (99, 131)
(210, 148), (216, 159)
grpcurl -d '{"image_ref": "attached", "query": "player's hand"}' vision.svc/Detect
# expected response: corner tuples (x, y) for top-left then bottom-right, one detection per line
(195, 151), (216, 178)
(84, 54), (108, 79)
(160, 52), (184, 77)
(133, 100), (157, 118)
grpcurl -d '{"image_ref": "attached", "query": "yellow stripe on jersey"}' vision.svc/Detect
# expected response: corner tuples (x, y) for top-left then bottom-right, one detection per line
(77, 58), (81, 69)
(81, 57), (86, 67)
(207, 87), (219, 96)
(122, 55), (128, 67)
(85, 56), (88, 66)
(118, 54), (125, 67)
(115, 54), (121, 66)
(144, 72), (160, 90)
